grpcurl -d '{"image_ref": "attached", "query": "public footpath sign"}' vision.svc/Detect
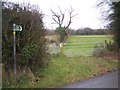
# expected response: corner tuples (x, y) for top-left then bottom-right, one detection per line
(13, 23), (22, 31)
(12, 23), (22, 75)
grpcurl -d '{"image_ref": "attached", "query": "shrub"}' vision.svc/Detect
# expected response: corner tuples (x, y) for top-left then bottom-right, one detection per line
(55, 27), (67, 42)
(92, 45), (109, 57)
(2, 1), (49, 79)
(21, 43), (38, 66)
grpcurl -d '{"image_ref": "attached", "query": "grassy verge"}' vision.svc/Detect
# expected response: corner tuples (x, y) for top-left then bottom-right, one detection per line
(29, 55), (118, 88)
(3, 56), (118, 88)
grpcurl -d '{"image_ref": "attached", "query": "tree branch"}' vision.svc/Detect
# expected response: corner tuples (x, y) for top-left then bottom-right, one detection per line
(51, 7), (77, 36)
(51, 9), (62, 27)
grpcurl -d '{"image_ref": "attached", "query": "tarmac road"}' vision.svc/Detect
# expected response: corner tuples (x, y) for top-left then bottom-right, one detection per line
(0, 64), (2, 88)
(63, 70), (119, 88)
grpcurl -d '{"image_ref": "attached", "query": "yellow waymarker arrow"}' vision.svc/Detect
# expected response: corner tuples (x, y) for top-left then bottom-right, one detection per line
(13, 31), (16, 35)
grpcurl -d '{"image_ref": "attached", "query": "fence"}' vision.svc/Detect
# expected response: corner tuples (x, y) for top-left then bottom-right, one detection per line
(62, 42), (105, 57)
(47, 42), (105, 57)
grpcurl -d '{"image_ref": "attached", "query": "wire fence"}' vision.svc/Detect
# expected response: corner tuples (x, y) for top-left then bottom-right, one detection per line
(47, 42), (105, 57)
(63, 42), (105, 48)
(62, 42), (105, 57)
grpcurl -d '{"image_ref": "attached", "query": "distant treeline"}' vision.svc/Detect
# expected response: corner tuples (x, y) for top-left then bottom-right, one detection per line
(47, 27), (111, 35)
(70, 28), (111, 35)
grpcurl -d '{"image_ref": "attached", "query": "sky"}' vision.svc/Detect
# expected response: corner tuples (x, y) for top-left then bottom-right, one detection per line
(7, 0), (109, 30)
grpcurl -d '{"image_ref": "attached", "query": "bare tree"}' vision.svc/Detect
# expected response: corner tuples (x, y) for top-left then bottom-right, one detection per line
(51, 7), (77, 43)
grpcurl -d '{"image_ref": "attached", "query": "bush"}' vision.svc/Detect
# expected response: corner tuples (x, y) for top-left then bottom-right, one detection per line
(55, 27), (67, 42)
(2, 1), (49, 80)
(21, 43), (38, 66)
(92, 45), (109, 57)
(2, 67), (37, 88)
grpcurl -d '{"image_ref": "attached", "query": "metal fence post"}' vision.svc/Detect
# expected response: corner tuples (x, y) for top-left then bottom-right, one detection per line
(13, 23), (16, 75)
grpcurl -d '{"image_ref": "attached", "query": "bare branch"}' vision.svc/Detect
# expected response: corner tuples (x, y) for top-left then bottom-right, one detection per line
(51, 7), (77, 34)
(51, 9), (58, 17)
(58, 7), (65, 26)
(52, 17), (59, 24)
(61, 14), (64, 25)
(51, 9), (62, 27)
(64, 7), (75, 30)
(71, 13), (78, 18)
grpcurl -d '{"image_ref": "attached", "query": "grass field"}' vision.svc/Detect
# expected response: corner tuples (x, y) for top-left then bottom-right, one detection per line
(66, 35), (113, 43)
(63, 35), (113, 57)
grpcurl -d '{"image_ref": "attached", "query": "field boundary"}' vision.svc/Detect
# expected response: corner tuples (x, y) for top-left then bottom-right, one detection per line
(62, 35), (112, 57)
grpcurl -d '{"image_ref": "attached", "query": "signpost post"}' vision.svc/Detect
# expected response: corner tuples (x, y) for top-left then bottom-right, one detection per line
(13, 23), (22, 75)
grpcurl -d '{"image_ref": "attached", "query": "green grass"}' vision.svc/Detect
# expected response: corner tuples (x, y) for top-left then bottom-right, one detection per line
(63, 35), (113, 57)
(63, 48), (94, 57)
(5, 56), (118, 88)
(4, 56), (118, 88)
(30, 56), (118, 88)
(67, 35), (113, 43)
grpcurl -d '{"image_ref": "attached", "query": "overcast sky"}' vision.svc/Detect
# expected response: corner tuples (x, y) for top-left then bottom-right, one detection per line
(7, 0), (109, 30)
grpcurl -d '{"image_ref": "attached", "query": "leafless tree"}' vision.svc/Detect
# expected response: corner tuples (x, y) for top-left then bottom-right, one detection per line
(51, 7), (77, 41)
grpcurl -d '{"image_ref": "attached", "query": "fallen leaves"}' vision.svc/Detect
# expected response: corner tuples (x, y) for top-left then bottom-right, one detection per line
(30, 77), (40, 86)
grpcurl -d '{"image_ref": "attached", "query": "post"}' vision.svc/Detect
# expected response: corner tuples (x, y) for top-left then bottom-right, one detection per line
(118, 47), (120, 61)
(13, 23), (16, 75)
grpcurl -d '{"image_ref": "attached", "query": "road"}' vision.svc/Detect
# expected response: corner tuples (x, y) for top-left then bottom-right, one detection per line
(0, 64), (2, 89)
(63, 70), (119, 88)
